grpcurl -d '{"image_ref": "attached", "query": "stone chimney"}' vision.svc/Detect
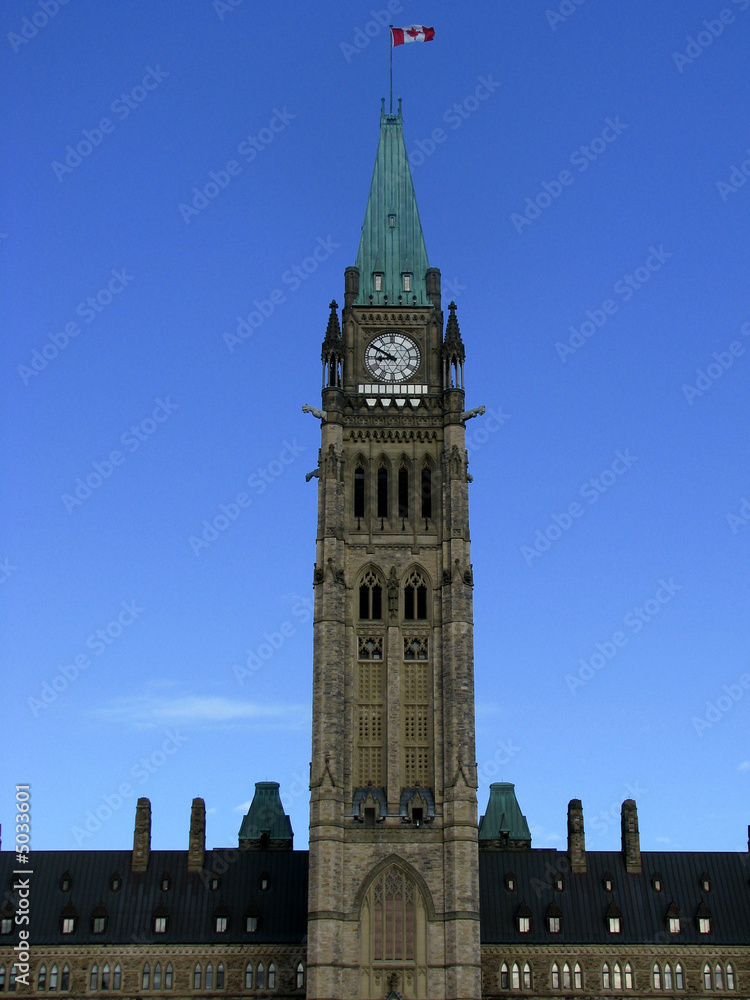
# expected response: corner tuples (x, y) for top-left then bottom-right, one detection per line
(621, 799), (641, 873)
(187, 797), (206, 873)
(567, 799), (586, 873)
(132, 797), (151, 873)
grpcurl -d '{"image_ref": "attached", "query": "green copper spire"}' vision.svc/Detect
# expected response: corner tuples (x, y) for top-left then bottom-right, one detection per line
(355, 101), (430, 306)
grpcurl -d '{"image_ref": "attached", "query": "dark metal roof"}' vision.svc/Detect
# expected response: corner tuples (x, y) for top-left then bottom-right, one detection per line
(0, 849), (307, 946)
(479, 849), (750, 945)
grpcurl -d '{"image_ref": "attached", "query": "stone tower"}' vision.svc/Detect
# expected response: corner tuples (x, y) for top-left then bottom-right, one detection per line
(306, 104), (481, 1000)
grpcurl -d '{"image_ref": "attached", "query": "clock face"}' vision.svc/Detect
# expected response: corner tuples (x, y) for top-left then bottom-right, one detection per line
(364, 333), (421, 383)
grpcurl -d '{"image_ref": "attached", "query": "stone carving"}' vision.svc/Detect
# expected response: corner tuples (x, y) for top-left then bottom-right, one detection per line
(302, 404), (325, 420)
(461, 404), (485, 421)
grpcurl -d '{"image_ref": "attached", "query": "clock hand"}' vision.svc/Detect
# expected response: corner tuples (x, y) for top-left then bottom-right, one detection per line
(374, 349), (398, 362)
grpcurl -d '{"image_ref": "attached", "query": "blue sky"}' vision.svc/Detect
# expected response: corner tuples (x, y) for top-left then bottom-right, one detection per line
(3, 0), (749, 856)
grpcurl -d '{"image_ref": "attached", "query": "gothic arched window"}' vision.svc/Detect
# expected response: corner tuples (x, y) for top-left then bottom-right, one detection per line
(245, 964), (253, 989)
(142, 964), (150, 991)
(551, 964), (559, 990)
(574, 963), (583, 989)
(257, 963), (265, 990)
(50, 965), (59, 991)
(193, 964), (201, 991)
(90, 965), (99, 991)
(38, 966), (47, 991)
(114, 965), (122, 990)
(153, 964), (161, 990)
(101, 963), (110, 990)
(369, 866), (417, 962)
(296, 963), (304, 990)
(359, 569), (383, 620)
(404, 569), (428, 620)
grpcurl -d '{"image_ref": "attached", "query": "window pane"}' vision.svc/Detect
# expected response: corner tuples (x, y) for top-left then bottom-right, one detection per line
(354, 467), (365, 518)
(416, 585), (427, 620)
(371, 585), (382, 620)
(421, 467), (432, 519)
(398, 468), (409, 519)
(404, 586), (414, 620)
(377, 467), (388, 518)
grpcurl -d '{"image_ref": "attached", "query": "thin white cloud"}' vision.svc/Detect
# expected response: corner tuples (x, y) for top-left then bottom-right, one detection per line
(739, 761), (750, 772)
(656, 836), (671, 844)
(96, 695), (309, 729)
(234, 801), (253, 813)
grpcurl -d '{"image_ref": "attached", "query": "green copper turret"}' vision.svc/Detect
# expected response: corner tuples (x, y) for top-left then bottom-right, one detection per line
(354, 101), (431, 307)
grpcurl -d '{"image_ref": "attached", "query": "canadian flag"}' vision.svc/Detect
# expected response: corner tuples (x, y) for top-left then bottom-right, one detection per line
(391, 25), (435, 45)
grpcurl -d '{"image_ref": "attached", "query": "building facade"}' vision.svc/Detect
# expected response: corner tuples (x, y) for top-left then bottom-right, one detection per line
(2, 106), (749, 1000)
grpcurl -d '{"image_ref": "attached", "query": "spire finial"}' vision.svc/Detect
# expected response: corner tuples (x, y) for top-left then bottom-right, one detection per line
(398, 97), (402, 116)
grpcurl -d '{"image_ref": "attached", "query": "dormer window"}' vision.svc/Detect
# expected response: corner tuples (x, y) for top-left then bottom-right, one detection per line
(373, 273), (383, 291)
(606, 901), (622, 934)
(60, 872), (72, 892)
(696, 901), (711, 933)
(651, 872), (662, 892)
(602, 872), (613, 892)
(60, 902), (77, 935)
(92, 916), (107, 934)
(516, 902), (532, 933)
(0, 918), (12, 935)
(388, 214), (396, 228)
(215, 916), (227, 933)
(700, 872), (711, 892)
(260, 871), (270, 891)
(666, 901), (681, 934)
(160, 874), (170, 892)
(546, 902), (562, 933)
(246, 915), (258, 933)
(402, 273), (412, 292)
(505, 873), (515, 891)
(555, 875), (564, 892)
(210, 877), (220, 891)
(154, 916), (167, 933)
(110, 873), (122, 892)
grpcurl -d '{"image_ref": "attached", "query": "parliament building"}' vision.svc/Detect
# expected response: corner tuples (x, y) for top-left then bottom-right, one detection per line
(2, 107), (749, 1000)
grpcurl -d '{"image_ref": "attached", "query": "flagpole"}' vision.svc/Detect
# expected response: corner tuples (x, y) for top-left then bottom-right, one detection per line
(389, 25), (393, 113)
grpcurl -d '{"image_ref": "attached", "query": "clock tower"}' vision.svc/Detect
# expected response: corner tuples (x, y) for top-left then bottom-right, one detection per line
(306, 102), (482, 1000)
